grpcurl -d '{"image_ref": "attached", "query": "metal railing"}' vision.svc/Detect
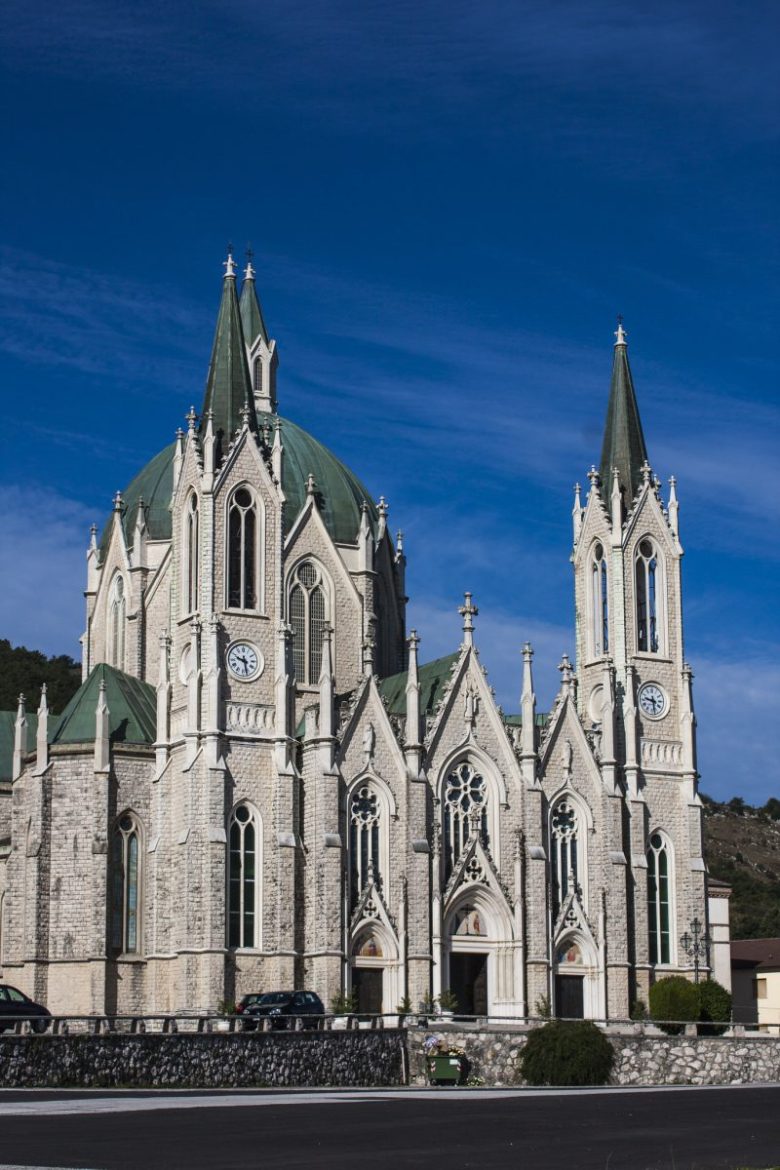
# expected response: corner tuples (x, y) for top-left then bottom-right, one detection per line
(0, 1012), (760, 1037)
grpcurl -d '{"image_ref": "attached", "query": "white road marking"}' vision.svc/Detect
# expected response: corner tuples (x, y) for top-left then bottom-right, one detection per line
(0, 1082), (773, 1117)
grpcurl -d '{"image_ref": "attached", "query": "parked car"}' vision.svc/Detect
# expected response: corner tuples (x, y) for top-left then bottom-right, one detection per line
(0, 985), (51, 1033)
(235, 993), (264, 1017)
(241, 990), (325, 1031)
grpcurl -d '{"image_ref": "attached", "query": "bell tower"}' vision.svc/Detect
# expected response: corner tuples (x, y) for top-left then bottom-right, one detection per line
(572, 322), (707, 993)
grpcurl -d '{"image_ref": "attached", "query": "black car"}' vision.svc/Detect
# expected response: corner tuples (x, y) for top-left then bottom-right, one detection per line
(241, 990), (325, 1031)
(0, 984), (51, 1033)
(235, 993), (263, 1018)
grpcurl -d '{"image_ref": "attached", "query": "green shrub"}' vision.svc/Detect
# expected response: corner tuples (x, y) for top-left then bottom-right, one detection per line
(438, 989), (459, 1013)
(519, 1020), (614, 1086)
(330, 991), (356, 1014)
(698, 979), (732, 1035)
(649, 976), (700, 1035)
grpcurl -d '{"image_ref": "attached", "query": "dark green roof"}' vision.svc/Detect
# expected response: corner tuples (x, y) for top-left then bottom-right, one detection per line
(503, 713), (549, 728)
(201, 272), (257, 461)
(599, 336), (649, 508)
(102, 413), (378, 553)
(51, 663), (156, 746)
(378, 652), (459, 717)
(239, 275), (269, 347)
(0, 710), (39, 782)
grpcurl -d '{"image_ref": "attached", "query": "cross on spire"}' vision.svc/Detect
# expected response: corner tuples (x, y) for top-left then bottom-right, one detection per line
(459, 591), (479, 646)
(614, 314), (627, 346)
(244, 245), (255, 281)
(223, 247), (236, 279)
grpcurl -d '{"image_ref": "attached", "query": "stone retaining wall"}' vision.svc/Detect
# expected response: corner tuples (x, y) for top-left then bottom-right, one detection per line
(407, 1027), (780, 1087)
(1, 1027), (778, 1089)
(0, 1030), (405, 1089)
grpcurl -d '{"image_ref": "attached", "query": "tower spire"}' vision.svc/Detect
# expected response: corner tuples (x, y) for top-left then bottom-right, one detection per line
(201, 252), (256, 461)
(239, 248), (270, 349)
(598, 319), (649, 510)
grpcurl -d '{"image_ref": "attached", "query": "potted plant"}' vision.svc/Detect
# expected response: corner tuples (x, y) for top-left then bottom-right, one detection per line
(437, 989), (458, 1018)
(330, 990), (357, 1030)
(396, 996), (413, 1027)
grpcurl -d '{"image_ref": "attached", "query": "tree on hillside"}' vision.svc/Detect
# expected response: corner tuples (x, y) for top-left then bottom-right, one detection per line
(0, 639), (82, 714)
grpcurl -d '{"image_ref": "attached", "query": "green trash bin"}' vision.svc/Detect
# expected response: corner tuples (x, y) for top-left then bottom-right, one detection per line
(427, 1053), (463, 1085)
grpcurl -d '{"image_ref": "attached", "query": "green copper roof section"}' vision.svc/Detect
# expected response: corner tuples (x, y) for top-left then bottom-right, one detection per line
(0, 711), (39, 781)
(378, 652), (460, 717)
(51, 663), (156, 746)
(239, 274), (269, 348)
(599, 333), (649, 507)
(279, 417), (378, 543)
(100, 441), (176, 554)
(201, 269), (256, 458)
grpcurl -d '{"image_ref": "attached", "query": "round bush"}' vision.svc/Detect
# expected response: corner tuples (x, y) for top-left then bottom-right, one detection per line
(519, 1020), (614, 1086)
(649, 976), (700, 1035)
(698, 979), (731, 1035)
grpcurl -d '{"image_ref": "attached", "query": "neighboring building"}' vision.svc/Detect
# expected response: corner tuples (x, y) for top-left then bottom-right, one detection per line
(731, 939), (780, 1033)
(0, 256), (729, 1019)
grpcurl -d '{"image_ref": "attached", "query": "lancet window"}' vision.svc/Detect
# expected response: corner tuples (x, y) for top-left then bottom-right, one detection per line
(636, 538), (660, 653)
(109, 575), (126, 671)
(591, 542), (609, 657)
(184, 491), (200, 614)
(349, 782), (382, 909)
(647, 832), (672, 964)
(228, 803), (259, 949)
(227, 487), (258, 610)
(289, 560), (327, 684)
(442, 761), (488, 880)
(110, 812), (141, 954)
(550, 797), (580, 917)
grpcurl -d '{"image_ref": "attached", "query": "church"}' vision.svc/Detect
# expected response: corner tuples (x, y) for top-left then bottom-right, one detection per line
(0, 254), (729, 1020)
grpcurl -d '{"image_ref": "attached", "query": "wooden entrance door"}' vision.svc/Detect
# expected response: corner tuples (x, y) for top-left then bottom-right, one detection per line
(449, 952), (489, 1016)
(352, 968), (383, 1014)
(555, 974), (584, 1019)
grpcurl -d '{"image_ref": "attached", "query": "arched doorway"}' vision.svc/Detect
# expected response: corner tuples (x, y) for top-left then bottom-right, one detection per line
(553, 935), (598, 1019)
(443, 891), (516, 1017)
(350, 925), (399, 1015)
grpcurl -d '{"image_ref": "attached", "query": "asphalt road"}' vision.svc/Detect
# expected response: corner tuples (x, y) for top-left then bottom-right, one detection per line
(0, 1085), (777, 1170)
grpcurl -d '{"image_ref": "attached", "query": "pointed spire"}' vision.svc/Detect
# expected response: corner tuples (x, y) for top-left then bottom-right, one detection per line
(572, 482), (583, 544)
(459, 592), (478, 648)
(357, 500), (373, 572)
(36, 684), (49, 773)
(668, 475), (679, 539)
(94, 679), (110, 772)
(201, 254), (256, 461)
(520, 644), (537, 779)
(13, 693), (28, 780)
(405, 629), (422, 772)
(318, 623), (335, 751)
(599, 319), (649, 510)
(239, 249), (270, 349)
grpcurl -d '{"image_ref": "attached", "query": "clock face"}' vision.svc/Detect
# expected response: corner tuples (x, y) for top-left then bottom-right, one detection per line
(226, 641), (262, 681)
(639, 683), (667, 720)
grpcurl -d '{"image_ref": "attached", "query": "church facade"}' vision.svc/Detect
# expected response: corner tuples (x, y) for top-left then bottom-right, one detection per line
(0, 256), (728, 1019)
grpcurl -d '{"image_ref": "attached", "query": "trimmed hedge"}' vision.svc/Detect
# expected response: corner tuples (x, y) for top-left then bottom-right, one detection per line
(519, 1020), (614, 1086)
(649, 976), (732, 1036)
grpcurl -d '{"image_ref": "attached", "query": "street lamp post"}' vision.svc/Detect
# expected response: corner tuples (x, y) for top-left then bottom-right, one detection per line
(680, 917), (710, 984)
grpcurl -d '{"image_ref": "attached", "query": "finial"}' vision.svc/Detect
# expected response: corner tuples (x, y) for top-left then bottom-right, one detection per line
(640, 459), (652, 484)
(186, 405), (197, 433)
(175, 426), (185, 441)
(558, 653), (573, 685)
(305, 472), (317, 497)
(459, 592), (479, 646)
(240, 401), (251, 428)
(614, 315), (627, 346)
(523, 641), (533, 660)
(244, 245), (255, 281)
(377, 496), (388, 519)
(396, 530), (404, 555)
(113, 490), (123, 512)
(223, 248), (236, 278)
(261, 417), (271, 446)
(587, 466), (599, 489)
(408, 628), (420, 650)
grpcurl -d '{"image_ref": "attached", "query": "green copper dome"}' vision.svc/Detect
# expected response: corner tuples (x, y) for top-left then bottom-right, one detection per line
(102, 414), (378, 552)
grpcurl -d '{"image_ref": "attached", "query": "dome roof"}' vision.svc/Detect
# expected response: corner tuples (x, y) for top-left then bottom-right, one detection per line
(102, 415), (378, 553)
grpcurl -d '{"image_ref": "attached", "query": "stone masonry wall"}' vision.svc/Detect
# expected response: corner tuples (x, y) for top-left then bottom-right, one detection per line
(0, 1030), (405, 1089)
(406, 1027), (780, 1087)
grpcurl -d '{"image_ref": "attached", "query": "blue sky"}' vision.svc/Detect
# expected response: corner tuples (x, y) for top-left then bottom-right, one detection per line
(0, 1), (777, 802)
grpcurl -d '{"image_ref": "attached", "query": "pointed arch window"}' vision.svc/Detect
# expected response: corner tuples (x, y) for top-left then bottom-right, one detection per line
(184, 491), (200, 614)
(228, 803), (260, 949)
(227, 487), (258, 610)
(591, 542), (609, 657)
(289, 561), (328, 684)
(349, 782), (382, 910)
(550, 797), (580, 917)
(636, 538), (660, 653)
(647, 832), (672, 964)
(442, 762), (487, 880)
(109, 575), (126, 671)
(110, 812), (141, 954)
